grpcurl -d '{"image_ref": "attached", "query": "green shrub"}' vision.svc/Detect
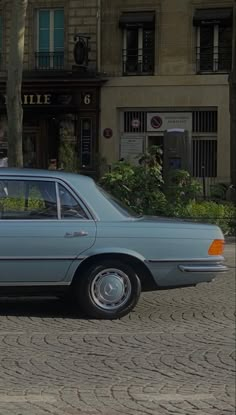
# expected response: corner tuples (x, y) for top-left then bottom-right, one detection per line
(100, 147), (167, 215)
(100, 153), (235, 235)
(0, 197), (43, 210)
(165, 169), (202, 205)
(210, 183), (228, 200)
(58, 140), (78, 172)
(172, 201), (236, 235)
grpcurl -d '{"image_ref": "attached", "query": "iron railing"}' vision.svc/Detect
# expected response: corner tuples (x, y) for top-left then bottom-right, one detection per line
(35, 52), (64, 70)
(196, 46), (232, 73)
(122, 48), (154, 75)
(192, 139), (217, 179)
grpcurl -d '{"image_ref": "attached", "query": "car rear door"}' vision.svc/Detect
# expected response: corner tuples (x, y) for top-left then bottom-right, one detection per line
(0, 177), (96, 284)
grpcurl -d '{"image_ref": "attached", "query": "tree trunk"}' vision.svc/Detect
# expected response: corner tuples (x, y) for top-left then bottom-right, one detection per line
(6, 0), (28, 167)
(230, 2), (236, 186)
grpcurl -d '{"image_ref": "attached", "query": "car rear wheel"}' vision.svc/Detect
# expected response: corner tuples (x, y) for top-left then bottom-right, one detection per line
(76, 260), (141, 319)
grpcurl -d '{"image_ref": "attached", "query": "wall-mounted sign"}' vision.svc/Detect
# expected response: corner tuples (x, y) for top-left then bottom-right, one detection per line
(150, 115), (162, 130)
(79, 90), (97, 109)
(131, 119), (140, 129)
(120, 137), (144, 165)
(103, 128), (113, 139)
(1, 94), (52, 105)
(147, 112), (192, 132)
(0, 94), (74, 107)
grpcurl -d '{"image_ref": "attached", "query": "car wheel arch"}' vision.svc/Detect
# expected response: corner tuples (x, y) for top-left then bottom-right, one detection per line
(72, 253), (157, 291)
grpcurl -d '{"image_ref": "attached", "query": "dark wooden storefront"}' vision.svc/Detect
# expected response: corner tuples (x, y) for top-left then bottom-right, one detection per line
(0, 73), (104, 175)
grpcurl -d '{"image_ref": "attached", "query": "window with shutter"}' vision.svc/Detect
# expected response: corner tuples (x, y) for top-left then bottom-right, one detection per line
(120, 12), (155, 76)
(36, 9), (64, 70)
(53, 10), (64, 69)
(194, 8), (232, 73)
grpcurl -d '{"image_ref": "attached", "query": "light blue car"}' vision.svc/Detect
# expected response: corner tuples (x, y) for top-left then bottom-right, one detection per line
(0, 169), (227, 319)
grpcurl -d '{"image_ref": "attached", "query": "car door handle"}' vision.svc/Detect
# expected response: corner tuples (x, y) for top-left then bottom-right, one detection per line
(64, 231), (88, 238)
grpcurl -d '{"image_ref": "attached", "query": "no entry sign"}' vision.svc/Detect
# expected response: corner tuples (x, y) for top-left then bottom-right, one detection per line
(150, 115), (163, 130)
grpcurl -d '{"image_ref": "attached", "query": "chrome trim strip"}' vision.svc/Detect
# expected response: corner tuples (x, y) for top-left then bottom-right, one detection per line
(146, 257), (224, 263)
(0, 256), (76, 261)
(179, 265), (228, 273)
(0, 219), (96, 223)
(55, 182), (61, 220)
(0, 282), (70, 286)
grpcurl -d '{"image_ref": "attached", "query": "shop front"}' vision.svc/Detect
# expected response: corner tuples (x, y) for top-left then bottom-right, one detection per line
(0, 75), (103, 175)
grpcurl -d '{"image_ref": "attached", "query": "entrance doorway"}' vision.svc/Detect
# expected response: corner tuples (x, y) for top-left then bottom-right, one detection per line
(23, 119), (49, 169)
(148, 135), (163, 149)
(148, 136), (164, 164)
(23, 128), (41, 168)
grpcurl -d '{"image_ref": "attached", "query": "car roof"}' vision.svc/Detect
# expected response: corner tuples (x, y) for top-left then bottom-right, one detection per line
(0, 168), (93, 183)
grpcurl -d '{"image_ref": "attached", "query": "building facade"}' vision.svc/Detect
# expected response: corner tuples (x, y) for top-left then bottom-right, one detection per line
(0, 0), (103, 174)
(100, 0), (234, 189)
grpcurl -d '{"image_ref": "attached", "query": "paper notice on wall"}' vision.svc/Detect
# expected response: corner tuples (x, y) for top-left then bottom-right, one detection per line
(120, 137), (144, 165)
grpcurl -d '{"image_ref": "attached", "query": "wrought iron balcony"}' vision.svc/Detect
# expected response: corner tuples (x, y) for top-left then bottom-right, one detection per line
(122, 48), (154, 75)
(196, 46), (232, 73)
(35, 52), (64, 70)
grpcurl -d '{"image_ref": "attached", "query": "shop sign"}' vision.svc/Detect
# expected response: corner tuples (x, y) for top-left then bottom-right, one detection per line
(147, 112), (192, 132)
(1, 94), (52, 105)
(0, 94), (74, 107)
(103, 128), (113, 139)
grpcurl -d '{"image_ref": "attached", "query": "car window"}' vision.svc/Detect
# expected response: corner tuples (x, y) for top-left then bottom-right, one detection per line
(58, 184), (88, 220)
(0, 179), (57, 220)
(96, 185), (141, 218)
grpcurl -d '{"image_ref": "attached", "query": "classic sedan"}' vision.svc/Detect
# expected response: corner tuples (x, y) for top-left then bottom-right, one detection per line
(0, 169), (227, 319)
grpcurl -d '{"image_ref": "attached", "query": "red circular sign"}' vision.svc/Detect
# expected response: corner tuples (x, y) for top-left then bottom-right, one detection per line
(151, 115), (163, 129)
(131, 119), (140, 128)
(103, 128), (113, 139)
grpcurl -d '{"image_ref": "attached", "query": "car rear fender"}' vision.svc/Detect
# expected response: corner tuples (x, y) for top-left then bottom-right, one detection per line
(71, 250), (157, 291)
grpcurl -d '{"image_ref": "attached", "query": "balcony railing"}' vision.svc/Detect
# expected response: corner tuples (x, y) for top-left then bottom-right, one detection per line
(35, 52), (64, 70)
(122, 48), (154, 75)
(196, 46), (232, 73)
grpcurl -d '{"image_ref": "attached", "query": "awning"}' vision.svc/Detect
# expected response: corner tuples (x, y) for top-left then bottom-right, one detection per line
(193, 8), (232, 26)
(119, 12), (155, 28)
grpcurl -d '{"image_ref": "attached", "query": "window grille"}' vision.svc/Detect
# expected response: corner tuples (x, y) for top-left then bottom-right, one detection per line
(192, 111), (217, 133)
(192, 139), (217, 177)
(123, 111), (146, 133)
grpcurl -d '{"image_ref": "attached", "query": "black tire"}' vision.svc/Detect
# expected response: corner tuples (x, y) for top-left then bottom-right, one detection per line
(75, 259), (141, 319)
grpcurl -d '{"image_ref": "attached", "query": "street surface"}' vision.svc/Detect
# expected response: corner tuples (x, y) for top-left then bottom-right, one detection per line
(0, 241), (235, 415)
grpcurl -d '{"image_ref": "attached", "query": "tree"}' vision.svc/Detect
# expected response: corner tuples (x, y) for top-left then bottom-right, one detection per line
(6, 0), (28, 167)
(230, 2), (236, 186)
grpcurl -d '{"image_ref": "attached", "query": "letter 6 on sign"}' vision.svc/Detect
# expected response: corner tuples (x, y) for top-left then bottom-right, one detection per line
(84, 94), (91, 105)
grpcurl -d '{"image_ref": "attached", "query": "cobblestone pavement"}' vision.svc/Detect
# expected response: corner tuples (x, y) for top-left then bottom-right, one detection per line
(0, 242), (235, 415)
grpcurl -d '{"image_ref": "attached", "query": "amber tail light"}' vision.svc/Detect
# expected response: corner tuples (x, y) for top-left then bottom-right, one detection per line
(208, 239), (225, 256)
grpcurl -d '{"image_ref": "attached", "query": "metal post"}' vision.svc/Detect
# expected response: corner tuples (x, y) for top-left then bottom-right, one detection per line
(202, 165), (206, 200)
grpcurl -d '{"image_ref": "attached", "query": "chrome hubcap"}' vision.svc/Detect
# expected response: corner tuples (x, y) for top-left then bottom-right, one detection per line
(90, 268), (132, 310)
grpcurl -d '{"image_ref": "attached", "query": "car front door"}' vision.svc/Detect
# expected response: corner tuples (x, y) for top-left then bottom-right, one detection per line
(0, 177), (96, 284)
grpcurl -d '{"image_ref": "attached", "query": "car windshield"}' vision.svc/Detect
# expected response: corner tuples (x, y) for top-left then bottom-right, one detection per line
(97, 185), (140, 218)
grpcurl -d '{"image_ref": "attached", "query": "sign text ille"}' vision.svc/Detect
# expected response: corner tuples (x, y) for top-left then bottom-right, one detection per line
(3, 94), (52, 105)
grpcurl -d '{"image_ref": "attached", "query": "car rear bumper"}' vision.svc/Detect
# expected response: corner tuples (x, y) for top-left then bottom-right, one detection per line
(145, 259), (228, 288)
(178, 264), (228, 273)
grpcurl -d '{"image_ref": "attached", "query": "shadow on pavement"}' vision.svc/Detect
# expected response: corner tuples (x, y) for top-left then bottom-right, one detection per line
(0, 297), (87, 319)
